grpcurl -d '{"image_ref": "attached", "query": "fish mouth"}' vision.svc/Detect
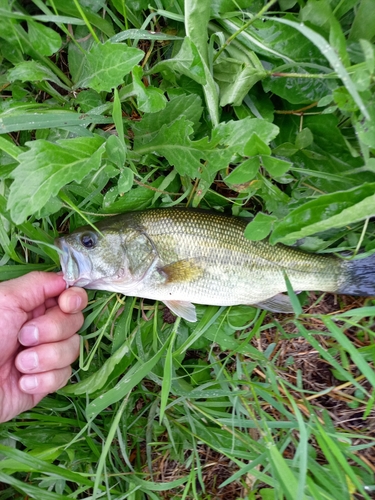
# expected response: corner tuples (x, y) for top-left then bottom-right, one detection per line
(55, 237), (93, 288)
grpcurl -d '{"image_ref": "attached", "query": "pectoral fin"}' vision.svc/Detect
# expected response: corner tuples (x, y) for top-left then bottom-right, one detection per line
(159, 259), (203, 284)
(164, 300), (197, 322)
(254, 294), (295, 314)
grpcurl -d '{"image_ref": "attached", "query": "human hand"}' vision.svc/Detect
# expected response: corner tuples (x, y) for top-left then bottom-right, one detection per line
(0, 272), (87, 423)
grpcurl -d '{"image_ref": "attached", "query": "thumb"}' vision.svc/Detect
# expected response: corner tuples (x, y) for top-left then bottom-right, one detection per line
(0, 272), (67, 312)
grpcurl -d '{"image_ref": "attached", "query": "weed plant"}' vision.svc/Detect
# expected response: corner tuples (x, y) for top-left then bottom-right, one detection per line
(0, 0), (375, 499)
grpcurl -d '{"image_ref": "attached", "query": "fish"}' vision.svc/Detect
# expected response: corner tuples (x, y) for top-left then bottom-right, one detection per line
(55, 208), (375, 322)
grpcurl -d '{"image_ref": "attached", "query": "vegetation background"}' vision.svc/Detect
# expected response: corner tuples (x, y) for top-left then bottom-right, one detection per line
(0, 0), (375, 498)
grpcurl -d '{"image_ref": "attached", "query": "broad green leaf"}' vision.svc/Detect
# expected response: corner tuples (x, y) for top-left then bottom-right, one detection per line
(270, 183), (375, 245)
(264, 16), (369, 119)
(262, 156), (292, 177)
(132, 66), (167, 113)
(7, 136), (105, 224)
(217, 117), (279, 155)
(286, 114), (369, 193)
(27, 20), (62, 56)
(151, 37), (206, 85)
(200, 57), (221, 128)
(333, 87), (357, 113)
(134, 117), (232, 178)
(349, 0), (375, 42)
(105, 134), (126, 169)
(351, 67), (371, 92)
(263, 68), (336, 105)
(295, 128), (313, 150)
(211, 0), (256, 16)
(132, 93), (203, 145)
(202, 306), (257, 352)
(75, 89), (103, 112)
(225, 157), (260, 184)
(7, 61), (69, 89)
(185, 0), (210, 63)
(135, 116), (278, 178)
(244, 134), (271, 156)
(215, 59), (267, 106)
(219, 17), (323, 64)
(0, 109), (113, 134)
(76, 42), (144, 92)
(272, 142), (298, 157)
(185, 3), (220, 126)
(118, 167), (134, 194)
(356, 107), (375, 149)
(244, 212), (276, 241)
(102, 178), (163, 212)
(301, 0), (349, 67)
(360, 39), (375, 74)
(112, 87), (125, 147)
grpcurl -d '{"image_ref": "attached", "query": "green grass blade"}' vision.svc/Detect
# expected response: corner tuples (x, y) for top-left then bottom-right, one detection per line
(322, 317), (375, 389)
(0, 135), (22, 159)
(86, 341), (169, 419)
(160, 319), (179, 422)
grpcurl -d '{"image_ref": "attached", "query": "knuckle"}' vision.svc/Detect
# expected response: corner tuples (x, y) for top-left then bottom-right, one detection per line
(48, 343), (63, 365)
(58, 367), (72, 390)
(44, 369), (70, 393)
(70, 334), (81, 357)
(47, 313), (65, 340)
(75, 312), (85, 330)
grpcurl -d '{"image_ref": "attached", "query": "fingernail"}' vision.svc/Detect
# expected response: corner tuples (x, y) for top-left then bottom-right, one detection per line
(20, 376), (38, 392)
(19, 351), (38, 371)
(69, 295), (82, 311)
(18, 325), (39, 346)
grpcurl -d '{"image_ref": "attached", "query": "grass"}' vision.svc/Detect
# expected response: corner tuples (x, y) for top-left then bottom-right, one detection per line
(0, 0), (375, 498)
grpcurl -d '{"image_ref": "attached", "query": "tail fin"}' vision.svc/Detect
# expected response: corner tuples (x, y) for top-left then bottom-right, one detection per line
(338, 254), (375, 296)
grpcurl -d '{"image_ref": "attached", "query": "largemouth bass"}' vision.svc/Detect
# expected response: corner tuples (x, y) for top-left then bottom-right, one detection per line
(56, 208), (375, 322)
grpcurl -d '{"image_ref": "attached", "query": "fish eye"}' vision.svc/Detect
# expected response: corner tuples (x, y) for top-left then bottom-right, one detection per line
(80, 232), (97, 249)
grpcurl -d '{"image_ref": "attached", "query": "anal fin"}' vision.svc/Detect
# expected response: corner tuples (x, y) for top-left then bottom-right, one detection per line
(164, 300), (197, 322)
(253, 293), (295, 314)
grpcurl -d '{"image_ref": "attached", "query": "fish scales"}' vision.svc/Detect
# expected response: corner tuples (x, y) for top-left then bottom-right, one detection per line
(131, 209), (342, 305)
(56, 208), (375, 322)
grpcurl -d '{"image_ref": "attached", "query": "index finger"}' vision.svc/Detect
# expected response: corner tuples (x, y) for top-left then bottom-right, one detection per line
(0, 272), (67, 313)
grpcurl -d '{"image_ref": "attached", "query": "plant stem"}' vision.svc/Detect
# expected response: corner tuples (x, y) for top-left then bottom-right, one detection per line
(72, 0), (100, 43)
(213, 0), (278, 62)
(272, 72), (335, 79)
